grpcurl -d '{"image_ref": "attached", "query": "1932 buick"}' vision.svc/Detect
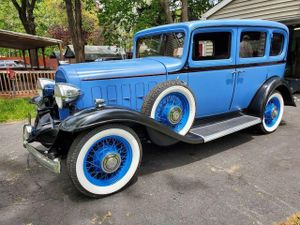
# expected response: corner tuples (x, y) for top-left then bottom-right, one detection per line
(23, 19), (296, 197)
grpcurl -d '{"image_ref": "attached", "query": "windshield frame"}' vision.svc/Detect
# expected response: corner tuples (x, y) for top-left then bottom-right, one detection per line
(135, 31), (186, 59)
(133, 27), (189, 69)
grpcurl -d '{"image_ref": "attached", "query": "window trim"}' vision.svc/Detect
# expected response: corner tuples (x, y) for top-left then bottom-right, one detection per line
(237, 27), (270, 64)
(136, 31), (186, 59)
(270, 32), (284, 56)
(239, 31), (267, 58)
(189, 27), (236, 68)
(192, 31), (232, 61)
(269, 29), (287, 60)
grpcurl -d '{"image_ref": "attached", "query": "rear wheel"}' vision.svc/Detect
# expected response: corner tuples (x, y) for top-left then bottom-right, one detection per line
(260, 91), (284, 133)
(67, 124), (142, 198)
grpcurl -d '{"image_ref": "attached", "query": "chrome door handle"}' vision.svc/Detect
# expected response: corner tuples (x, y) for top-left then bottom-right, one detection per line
(231, 71), (237, 79)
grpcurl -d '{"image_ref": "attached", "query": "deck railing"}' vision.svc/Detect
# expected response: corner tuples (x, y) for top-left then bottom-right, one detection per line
(0, 70), (55, 96)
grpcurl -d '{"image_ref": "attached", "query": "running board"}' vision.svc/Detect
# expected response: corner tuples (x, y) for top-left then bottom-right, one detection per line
(189, 115), (261, 143)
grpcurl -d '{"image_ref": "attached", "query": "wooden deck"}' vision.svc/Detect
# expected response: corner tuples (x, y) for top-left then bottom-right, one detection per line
(0, 70), (55, 97)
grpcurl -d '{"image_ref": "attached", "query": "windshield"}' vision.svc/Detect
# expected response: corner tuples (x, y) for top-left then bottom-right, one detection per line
(136, 32), (185, 58)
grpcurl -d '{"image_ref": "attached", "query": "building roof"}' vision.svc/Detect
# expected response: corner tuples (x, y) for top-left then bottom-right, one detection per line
(200, 0), (300, 25)
(0, 29), (62, 50)
(201, 0), (233, 20)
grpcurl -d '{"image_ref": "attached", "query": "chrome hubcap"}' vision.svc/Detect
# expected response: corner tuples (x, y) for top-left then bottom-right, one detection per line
(271, 108), (278, 119)
(168, 106), (182, 124)
(101, 153), (121, 173)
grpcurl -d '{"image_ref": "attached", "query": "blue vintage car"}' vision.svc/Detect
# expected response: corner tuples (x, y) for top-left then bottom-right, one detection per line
(23, 19), (296, 197)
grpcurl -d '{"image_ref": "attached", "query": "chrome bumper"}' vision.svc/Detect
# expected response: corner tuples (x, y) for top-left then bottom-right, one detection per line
(23, 125), (61, 174)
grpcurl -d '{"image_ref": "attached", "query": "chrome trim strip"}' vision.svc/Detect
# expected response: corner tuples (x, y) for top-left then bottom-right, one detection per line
(24, 141), (61, 174)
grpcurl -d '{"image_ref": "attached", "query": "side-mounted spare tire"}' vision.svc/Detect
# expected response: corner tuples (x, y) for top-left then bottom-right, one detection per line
(141, 80), (196, 136)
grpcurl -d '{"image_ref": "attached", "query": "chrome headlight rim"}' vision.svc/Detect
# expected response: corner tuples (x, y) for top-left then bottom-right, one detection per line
(54, 83), (81, 109)
(36, 78), (55, 97)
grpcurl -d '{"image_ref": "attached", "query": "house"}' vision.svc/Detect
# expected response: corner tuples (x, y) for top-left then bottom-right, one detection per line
(202, 0), (300, 92)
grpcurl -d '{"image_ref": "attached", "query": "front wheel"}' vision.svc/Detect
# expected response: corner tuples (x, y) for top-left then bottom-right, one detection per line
(67, 124), (142, 198)
(260, 91), (284, 133)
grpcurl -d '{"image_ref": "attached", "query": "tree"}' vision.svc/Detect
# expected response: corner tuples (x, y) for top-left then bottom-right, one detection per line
(11, 0), (37, 35)
(98, 0), (164, 49)
(64, 0), (85, 63)
(159, 0), (216, 23)
(0, 0), (24, 32)
(181, 0), (188, 22)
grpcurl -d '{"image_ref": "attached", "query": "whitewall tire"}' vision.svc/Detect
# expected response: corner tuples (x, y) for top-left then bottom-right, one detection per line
(261, 91), (284, 133)
(67, 125), (142, 198)
(142, 80), (196, 135)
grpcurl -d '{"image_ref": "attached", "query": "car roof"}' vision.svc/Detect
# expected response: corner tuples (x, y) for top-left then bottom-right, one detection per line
(135, 19), (289, 37)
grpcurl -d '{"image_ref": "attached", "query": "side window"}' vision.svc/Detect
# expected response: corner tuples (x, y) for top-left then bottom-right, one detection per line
(240, 31), (266, 58)
(192, 32), (231, 61)
(270, 33), (284, 56)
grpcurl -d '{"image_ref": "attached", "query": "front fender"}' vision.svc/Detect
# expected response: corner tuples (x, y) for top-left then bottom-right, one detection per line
(248, 76), (296, 117)
(59, 106), (204, 145)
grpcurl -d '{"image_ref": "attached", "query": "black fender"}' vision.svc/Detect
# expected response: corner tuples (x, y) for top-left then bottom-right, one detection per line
(59, 106), (204, 145)
(248, 76), (296, 118)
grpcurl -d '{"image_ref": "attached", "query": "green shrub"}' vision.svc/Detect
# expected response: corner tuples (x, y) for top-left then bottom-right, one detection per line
(0, 98), (36, 123)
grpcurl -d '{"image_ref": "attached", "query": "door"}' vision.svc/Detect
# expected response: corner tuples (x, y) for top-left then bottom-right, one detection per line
(230, 28), (270, 111)
(187, 27), (237, 118)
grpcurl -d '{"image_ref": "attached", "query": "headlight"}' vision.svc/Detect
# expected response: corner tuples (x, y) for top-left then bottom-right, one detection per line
(36, 78), (55, 97)
(54, 83), (81, 109)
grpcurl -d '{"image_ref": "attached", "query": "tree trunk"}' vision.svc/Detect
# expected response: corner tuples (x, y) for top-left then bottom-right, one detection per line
(64, 0), (85, 63)
(181, 0), (189, 22)
(11, 0), (38, 66)
(159, 0), (174, 24)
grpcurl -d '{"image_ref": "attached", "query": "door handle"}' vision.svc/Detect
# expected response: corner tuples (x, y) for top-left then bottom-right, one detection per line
(237, 70), (245, 74)
(231, 71), (237, 78)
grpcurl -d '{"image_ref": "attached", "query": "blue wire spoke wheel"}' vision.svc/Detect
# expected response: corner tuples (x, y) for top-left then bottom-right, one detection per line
(153, 93), (190, 133)
(143, 81), (196, 135)
(68, 125), (142, 197)
(262, 92), (284, 133)
(83, 135), (132, 186)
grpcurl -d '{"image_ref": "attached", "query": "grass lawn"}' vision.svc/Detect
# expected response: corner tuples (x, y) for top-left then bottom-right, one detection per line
(0, 97), (36, 123)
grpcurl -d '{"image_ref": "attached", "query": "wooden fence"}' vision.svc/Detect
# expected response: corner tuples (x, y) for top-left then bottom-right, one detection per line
(0, 70), (55, 96)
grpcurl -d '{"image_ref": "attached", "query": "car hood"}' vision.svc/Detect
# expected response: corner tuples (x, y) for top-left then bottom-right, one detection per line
(56, 57), (183, 82)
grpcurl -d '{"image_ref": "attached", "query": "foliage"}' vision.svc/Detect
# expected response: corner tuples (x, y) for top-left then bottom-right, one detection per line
(0, 0), (24, 32)
(97, 0), (218, 49)
(0, 0), (221, 55)
(0, 98), (36, 123)
(188, 0), (214, 20)
(98, 0), (165, 49)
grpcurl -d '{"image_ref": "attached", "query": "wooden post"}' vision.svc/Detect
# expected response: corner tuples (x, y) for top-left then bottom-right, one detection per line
(42, 47), (46, 69)
(22, 50), (27, 69)
(36, 48), (40, 69)
(28, 50), (33, 69)
(59, 43), (64, 60)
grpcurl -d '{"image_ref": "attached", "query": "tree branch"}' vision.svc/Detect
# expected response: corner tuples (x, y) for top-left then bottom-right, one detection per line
(159, 0), (173, 24)
(11, 0), (21, 12)
(181, 0), (189, 22)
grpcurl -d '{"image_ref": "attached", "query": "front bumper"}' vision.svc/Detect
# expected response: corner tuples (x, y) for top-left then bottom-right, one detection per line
(23, 116), (61, 174)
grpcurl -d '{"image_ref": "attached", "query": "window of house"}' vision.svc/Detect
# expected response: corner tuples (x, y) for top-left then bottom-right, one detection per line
(270, 33), (284, 56)
(239, 31), (266, 58)
(192, 32), (231, 61)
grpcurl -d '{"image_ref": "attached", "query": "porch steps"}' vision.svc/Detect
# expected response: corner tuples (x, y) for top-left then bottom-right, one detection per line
(190, 115), (261, 143)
